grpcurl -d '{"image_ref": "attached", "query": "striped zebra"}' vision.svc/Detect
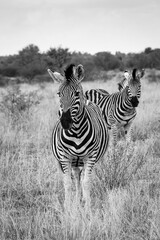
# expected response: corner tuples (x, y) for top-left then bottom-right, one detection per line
(48, 64), (109, 209)
(85, 68), (145, 153)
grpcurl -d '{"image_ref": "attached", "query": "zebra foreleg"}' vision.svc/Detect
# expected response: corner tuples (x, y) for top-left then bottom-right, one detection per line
(81, 163), (93, 210)
(124, 123), (133, 156)
(110, 124), (118, 155)
(72, 167), (81, 205)
(63, 162), (72, 211)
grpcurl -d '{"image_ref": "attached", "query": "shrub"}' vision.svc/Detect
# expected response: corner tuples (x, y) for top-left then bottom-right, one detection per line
(93, 140), (149, 194)
(0, 75), (10, 87)
(0, 85), (41, 126)
(148, 69), (160, 83)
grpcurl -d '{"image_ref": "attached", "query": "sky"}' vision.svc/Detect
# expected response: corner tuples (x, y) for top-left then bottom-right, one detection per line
(0, 0), (160, 56)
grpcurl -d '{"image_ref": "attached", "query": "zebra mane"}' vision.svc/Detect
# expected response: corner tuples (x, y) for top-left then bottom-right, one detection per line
(132, 68), (137, 80)
(64, 64), (75, 80)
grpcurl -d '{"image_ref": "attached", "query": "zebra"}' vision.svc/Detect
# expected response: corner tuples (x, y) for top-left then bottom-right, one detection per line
(48, 64), (109, 209)
(85, 68), (145, 153)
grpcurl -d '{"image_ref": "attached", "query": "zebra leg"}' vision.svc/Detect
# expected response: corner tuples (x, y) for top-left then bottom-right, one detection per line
(72, 167), (81, 204)
(63, 162), (72, 211)
(110, 124), (118, 155)
(81, 164), (92, 210)
(124, 123), (133, 155)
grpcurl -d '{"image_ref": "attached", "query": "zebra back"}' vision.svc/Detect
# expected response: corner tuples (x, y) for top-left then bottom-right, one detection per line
(85, 88), (109, 105)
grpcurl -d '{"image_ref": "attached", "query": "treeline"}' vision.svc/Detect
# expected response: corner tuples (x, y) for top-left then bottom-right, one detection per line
(0, 44), (160, 84)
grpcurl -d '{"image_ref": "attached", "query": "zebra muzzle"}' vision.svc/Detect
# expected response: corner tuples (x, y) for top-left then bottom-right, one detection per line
(60, 109), (73, 130)
(130, 96), (139, 107)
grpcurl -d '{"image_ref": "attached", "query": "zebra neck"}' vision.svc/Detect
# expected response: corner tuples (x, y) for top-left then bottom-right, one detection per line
(72, 106), (86, 123)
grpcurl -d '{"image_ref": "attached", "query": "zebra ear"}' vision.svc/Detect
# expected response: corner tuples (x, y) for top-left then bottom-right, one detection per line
(124, 70), (130, 79)
(138, 69), (145, 78)
(76, 64), (85, 82)
(47, 69), (64, 83)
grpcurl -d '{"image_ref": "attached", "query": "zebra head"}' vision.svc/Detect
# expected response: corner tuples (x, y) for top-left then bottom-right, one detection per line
(124, 68), (145, 107)
(48, 64), (85, 130)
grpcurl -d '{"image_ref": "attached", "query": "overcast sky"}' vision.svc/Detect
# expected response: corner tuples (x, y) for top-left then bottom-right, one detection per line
(0, 0), (160, 55)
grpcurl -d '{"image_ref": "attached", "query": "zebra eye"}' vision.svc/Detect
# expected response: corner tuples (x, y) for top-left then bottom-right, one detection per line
(57, 92), (60, 96)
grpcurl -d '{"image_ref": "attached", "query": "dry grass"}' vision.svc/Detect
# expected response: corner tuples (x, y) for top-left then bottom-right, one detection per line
(0, 70), (160, 239)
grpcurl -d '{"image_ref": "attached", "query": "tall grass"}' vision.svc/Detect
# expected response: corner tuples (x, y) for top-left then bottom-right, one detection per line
(0, 70), (160, 239)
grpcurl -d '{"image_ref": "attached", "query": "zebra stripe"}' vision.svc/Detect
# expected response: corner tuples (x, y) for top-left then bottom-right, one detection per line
(48, 64), (109, 209)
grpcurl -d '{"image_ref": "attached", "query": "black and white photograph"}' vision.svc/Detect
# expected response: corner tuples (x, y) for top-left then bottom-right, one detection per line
(0, 0), (160, 239)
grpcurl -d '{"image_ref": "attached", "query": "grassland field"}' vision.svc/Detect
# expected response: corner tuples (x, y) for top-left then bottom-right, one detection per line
(0, 69), (160, 240)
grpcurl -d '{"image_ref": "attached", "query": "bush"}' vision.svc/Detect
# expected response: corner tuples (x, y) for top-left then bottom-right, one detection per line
(148, 69), (160, 83)
(1, 66), (18, 77)
(0, 75), (10, 87)
(0, 85), (41, 126)
(93, 140), (149, 192)
(32, 73), (52, 83)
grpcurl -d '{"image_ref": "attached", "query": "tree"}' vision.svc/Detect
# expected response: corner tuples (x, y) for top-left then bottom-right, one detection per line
(18, 44), (40, 66)
(0, 55), (19, 77)
(144, 47), (152, 54)
(46, 47), (71, 71)
(94, 52), (120, 71)
(17, 44), (44, 80)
